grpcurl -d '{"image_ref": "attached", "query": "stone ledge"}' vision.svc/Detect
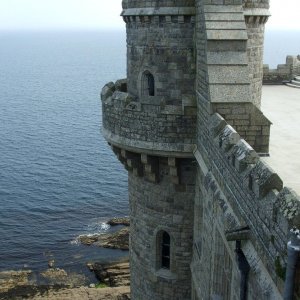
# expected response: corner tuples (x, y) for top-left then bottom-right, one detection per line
(121, 7), (196, 16)
(102, 128), (195, 158)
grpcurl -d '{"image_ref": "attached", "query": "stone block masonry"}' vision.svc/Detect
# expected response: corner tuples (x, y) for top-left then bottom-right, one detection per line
(100, 0), (300, 299)
(101, 80), (196, 157)
(263, 55), (300, 84)
(212, 102), (271, 154)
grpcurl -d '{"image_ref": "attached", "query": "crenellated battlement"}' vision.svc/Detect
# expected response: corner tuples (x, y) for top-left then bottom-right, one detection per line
(194, 110), (300, 297)
(101, 80), (196, 157)
(263, 55), (300, 84)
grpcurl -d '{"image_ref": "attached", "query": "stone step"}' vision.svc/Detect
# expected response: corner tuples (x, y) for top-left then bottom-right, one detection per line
(291, 79), (300, 86)
(285, 75), (300, 89)
(286, 83), (300, 89)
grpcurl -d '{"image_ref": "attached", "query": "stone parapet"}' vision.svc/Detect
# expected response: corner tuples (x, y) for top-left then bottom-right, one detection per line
(122, 0), (195, 9)
(121, 7), (195, 17)
(101, 80), (196, 157)
(263, 55), (300, 84)
(194, 92), (300, 298)
(212, 102), (271, 154)
(243, 0), (270, 10)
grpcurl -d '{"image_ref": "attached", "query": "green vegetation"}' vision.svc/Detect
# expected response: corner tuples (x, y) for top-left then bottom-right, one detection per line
(275, 256), (286, 281)
(95, 282), (108, 288)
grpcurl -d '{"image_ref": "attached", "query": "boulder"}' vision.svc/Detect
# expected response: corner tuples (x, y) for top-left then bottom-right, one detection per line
(89, 259), (130, 287)
(107, 217), (130, 227)
(79, 227), (129, 250)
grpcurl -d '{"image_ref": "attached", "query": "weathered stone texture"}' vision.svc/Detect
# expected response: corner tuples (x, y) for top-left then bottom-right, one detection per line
(128, 158), (196, 300)
(193, 93), (299, 299)
(212, 102), (271, 154)
(245, 22), (266, 108)
(124, 14), (196, 107)
(102, 81), (196, 156)
(122, 0), (195, 9)
(101, 0), (300, 299)
(263, 55), (300, 84)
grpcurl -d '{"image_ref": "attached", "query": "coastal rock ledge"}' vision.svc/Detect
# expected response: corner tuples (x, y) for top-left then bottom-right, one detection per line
(0, 263), (130, 300)
(79, 227), (129, 250)
(79, 217), (130, 250)
(30, 286), (130, 300)
(88, 259), (130, 287)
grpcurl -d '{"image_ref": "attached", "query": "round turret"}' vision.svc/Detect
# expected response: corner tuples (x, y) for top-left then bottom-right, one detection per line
(102, 0), (197, 157)
(101, 1), (197, 300)
(243, 0), (270, 108)
(122, 0), (196, 108)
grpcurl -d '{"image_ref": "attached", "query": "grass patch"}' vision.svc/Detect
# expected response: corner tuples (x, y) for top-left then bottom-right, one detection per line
(275, 256), (286, 281)
(95, 282), (108, 289)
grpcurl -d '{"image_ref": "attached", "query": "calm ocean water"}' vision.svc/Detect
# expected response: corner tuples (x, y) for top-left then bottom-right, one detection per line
(0, 29), (299, 278)
(0, 30), (128, 278)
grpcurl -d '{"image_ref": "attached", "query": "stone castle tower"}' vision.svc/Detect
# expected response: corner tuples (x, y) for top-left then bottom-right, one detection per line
(101, 0), (300, 299)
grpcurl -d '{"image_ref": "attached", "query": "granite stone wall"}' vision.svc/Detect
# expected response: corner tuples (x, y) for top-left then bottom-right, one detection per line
(101, 81), (196, 157)
(243, 0), (269, 9)
(244, 21), (266, 108)
(212, 102), (271, 154)
(101, 1), (300, 299)
(263, 55), (300, 84)
(122, 0), (196, 108)
(128, 157), (196, 300)
(122, 0), (195, 9)
(243, 0), (270, 108)
(192, 94), (300, 299)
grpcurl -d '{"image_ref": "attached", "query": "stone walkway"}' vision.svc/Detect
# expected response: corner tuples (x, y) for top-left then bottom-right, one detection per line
(261, 85), (300, 194)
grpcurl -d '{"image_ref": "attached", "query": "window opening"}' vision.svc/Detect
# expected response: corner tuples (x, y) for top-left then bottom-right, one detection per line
(161, 231), (170, 269)
(142, 71), (155, 96)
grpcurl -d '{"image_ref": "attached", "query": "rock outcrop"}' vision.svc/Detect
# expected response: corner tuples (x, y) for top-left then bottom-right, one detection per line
(80, 227), (129, 250)
(107, 217), (130, 227)
(0, 270), (32, 294)
(88, 259), (130, 287)
(30, 286), (130, 300)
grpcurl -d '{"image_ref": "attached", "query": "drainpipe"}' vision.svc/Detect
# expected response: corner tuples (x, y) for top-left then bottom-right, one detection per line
(284, 228), (300, 300)
(235, 241), (250, 300)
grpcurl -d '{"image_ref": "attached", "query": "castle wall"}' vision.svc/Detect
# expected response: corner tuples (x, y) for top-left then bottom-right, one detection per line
(101, 1), (300, 299)
(243, 0), (270, 108)
(123, 11), (196, 107)
(212, 102), (271, 154)
(128, 158), (196, 300)
(263, 55), (300, 84)
(244, 21), (266, 107)
(101, 81), (196, 157)
(122, 0), (195, 9)
(191, 94), (300, 299)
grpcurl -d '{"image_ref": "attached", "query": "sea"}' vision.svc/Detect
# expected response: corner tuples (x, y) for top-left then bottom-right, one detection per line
(0, 28), (299, 281)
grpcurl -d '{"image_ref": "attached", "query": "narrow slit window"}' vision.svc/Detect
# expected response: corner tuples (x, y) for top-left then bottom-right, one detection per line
(161, 232), (170, 269)
(142, 71), (155, 96)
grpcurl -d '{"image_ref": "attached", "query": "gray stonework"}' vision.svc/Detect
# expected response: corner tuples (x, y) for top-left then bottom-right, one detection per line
(100, 0), (300, 299)
(212, 102), (271, 154)
(263, 55), (300, 84)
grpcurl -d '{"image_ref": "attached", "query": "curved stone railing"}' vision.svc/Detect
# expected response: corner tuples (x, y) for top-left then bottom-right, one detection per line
(101, 80), (197, 157)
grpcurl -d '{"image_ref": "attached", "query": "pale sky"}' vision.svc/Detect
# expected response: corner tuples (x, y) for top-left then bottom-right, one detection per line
(0, 0), (299, 31)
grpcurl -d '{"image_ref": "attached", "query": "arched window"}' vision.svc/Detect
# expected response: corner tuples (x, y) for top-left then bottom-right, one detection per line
(142, 71), (155, 96)
(161, 231), (170, 269)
